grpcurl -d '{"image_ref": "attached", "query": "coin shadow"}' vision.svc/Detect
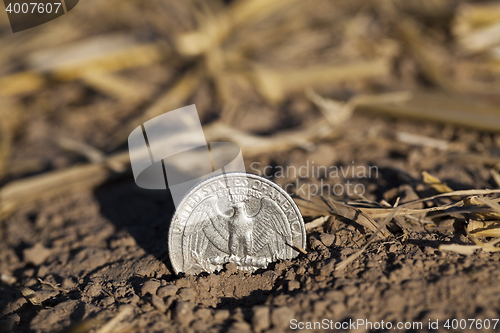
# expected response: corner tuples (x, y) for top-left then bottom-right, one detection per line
(216, 289), (273, 310)
(93, 178), (176, 273)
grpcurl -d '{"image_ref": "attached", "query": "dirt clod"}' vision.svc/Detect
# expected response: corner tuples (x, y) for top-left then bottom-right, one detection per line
(287, 280), (301, 292)
(271, 307), (294, 329)
(319, 233), (335, 247)
(178, 287), (195, 302)
(173, 301), (194, 326)
(23, 243), (51, 266)
(213, 309), (230, 323)
(140, 280), (161, 296)
(151, 294), (167, 312)
(157, 285), (178, 298)
(228, 320), (252, 333)
(252, 305), (270, 332)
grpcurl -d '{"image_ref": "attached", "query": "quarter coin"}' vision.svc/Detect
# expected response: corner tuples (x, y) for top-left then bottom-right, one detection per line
(169, 172), (306, 274)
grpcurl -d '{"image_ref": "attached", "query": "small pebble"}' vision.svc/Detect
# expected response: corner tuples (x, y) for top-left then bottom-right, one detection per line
(157, 285), (178, 298)
(313, 300), (328, 313)
(140, 280), (161, 296)
(271, 307), (294, 329)
(342, 285), (358, 296)
(287, 280), (301, 292)
(150, 294), (166, 312)
(173, 301), (194, 326)
(319, 233), (335, 247)
(424, 247), (435, 255)
(228, 321), (252, 333)
(225, 263), (238, 274)
(252, 306), (270, 332)
(213, 309), (230, 323)
(99, 296), (115, 307)
(194, 307), (212, 321)
(23, 243), (51, 266)
(84, 284), (103, 298)
(177, 287), (195, 302)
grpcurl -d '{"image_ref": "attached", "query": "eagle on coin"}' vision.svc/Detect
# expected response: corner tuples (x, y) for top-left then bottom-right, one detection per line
(182, 196), (295, 273)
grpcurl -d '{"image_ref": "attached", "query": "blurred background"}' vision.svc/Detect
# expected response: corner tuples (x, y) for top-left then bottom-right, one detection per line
(1, 0), (500, 210)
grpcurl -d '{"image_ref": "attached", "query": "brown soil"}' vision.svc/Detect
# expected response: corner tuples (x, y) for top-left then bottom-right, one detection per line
(2, 113), (500, 333)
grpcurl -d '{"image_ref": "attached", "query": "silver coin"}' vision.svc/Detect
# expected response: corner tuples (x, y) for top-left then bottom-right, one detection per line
(169, 172), (306, 274)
